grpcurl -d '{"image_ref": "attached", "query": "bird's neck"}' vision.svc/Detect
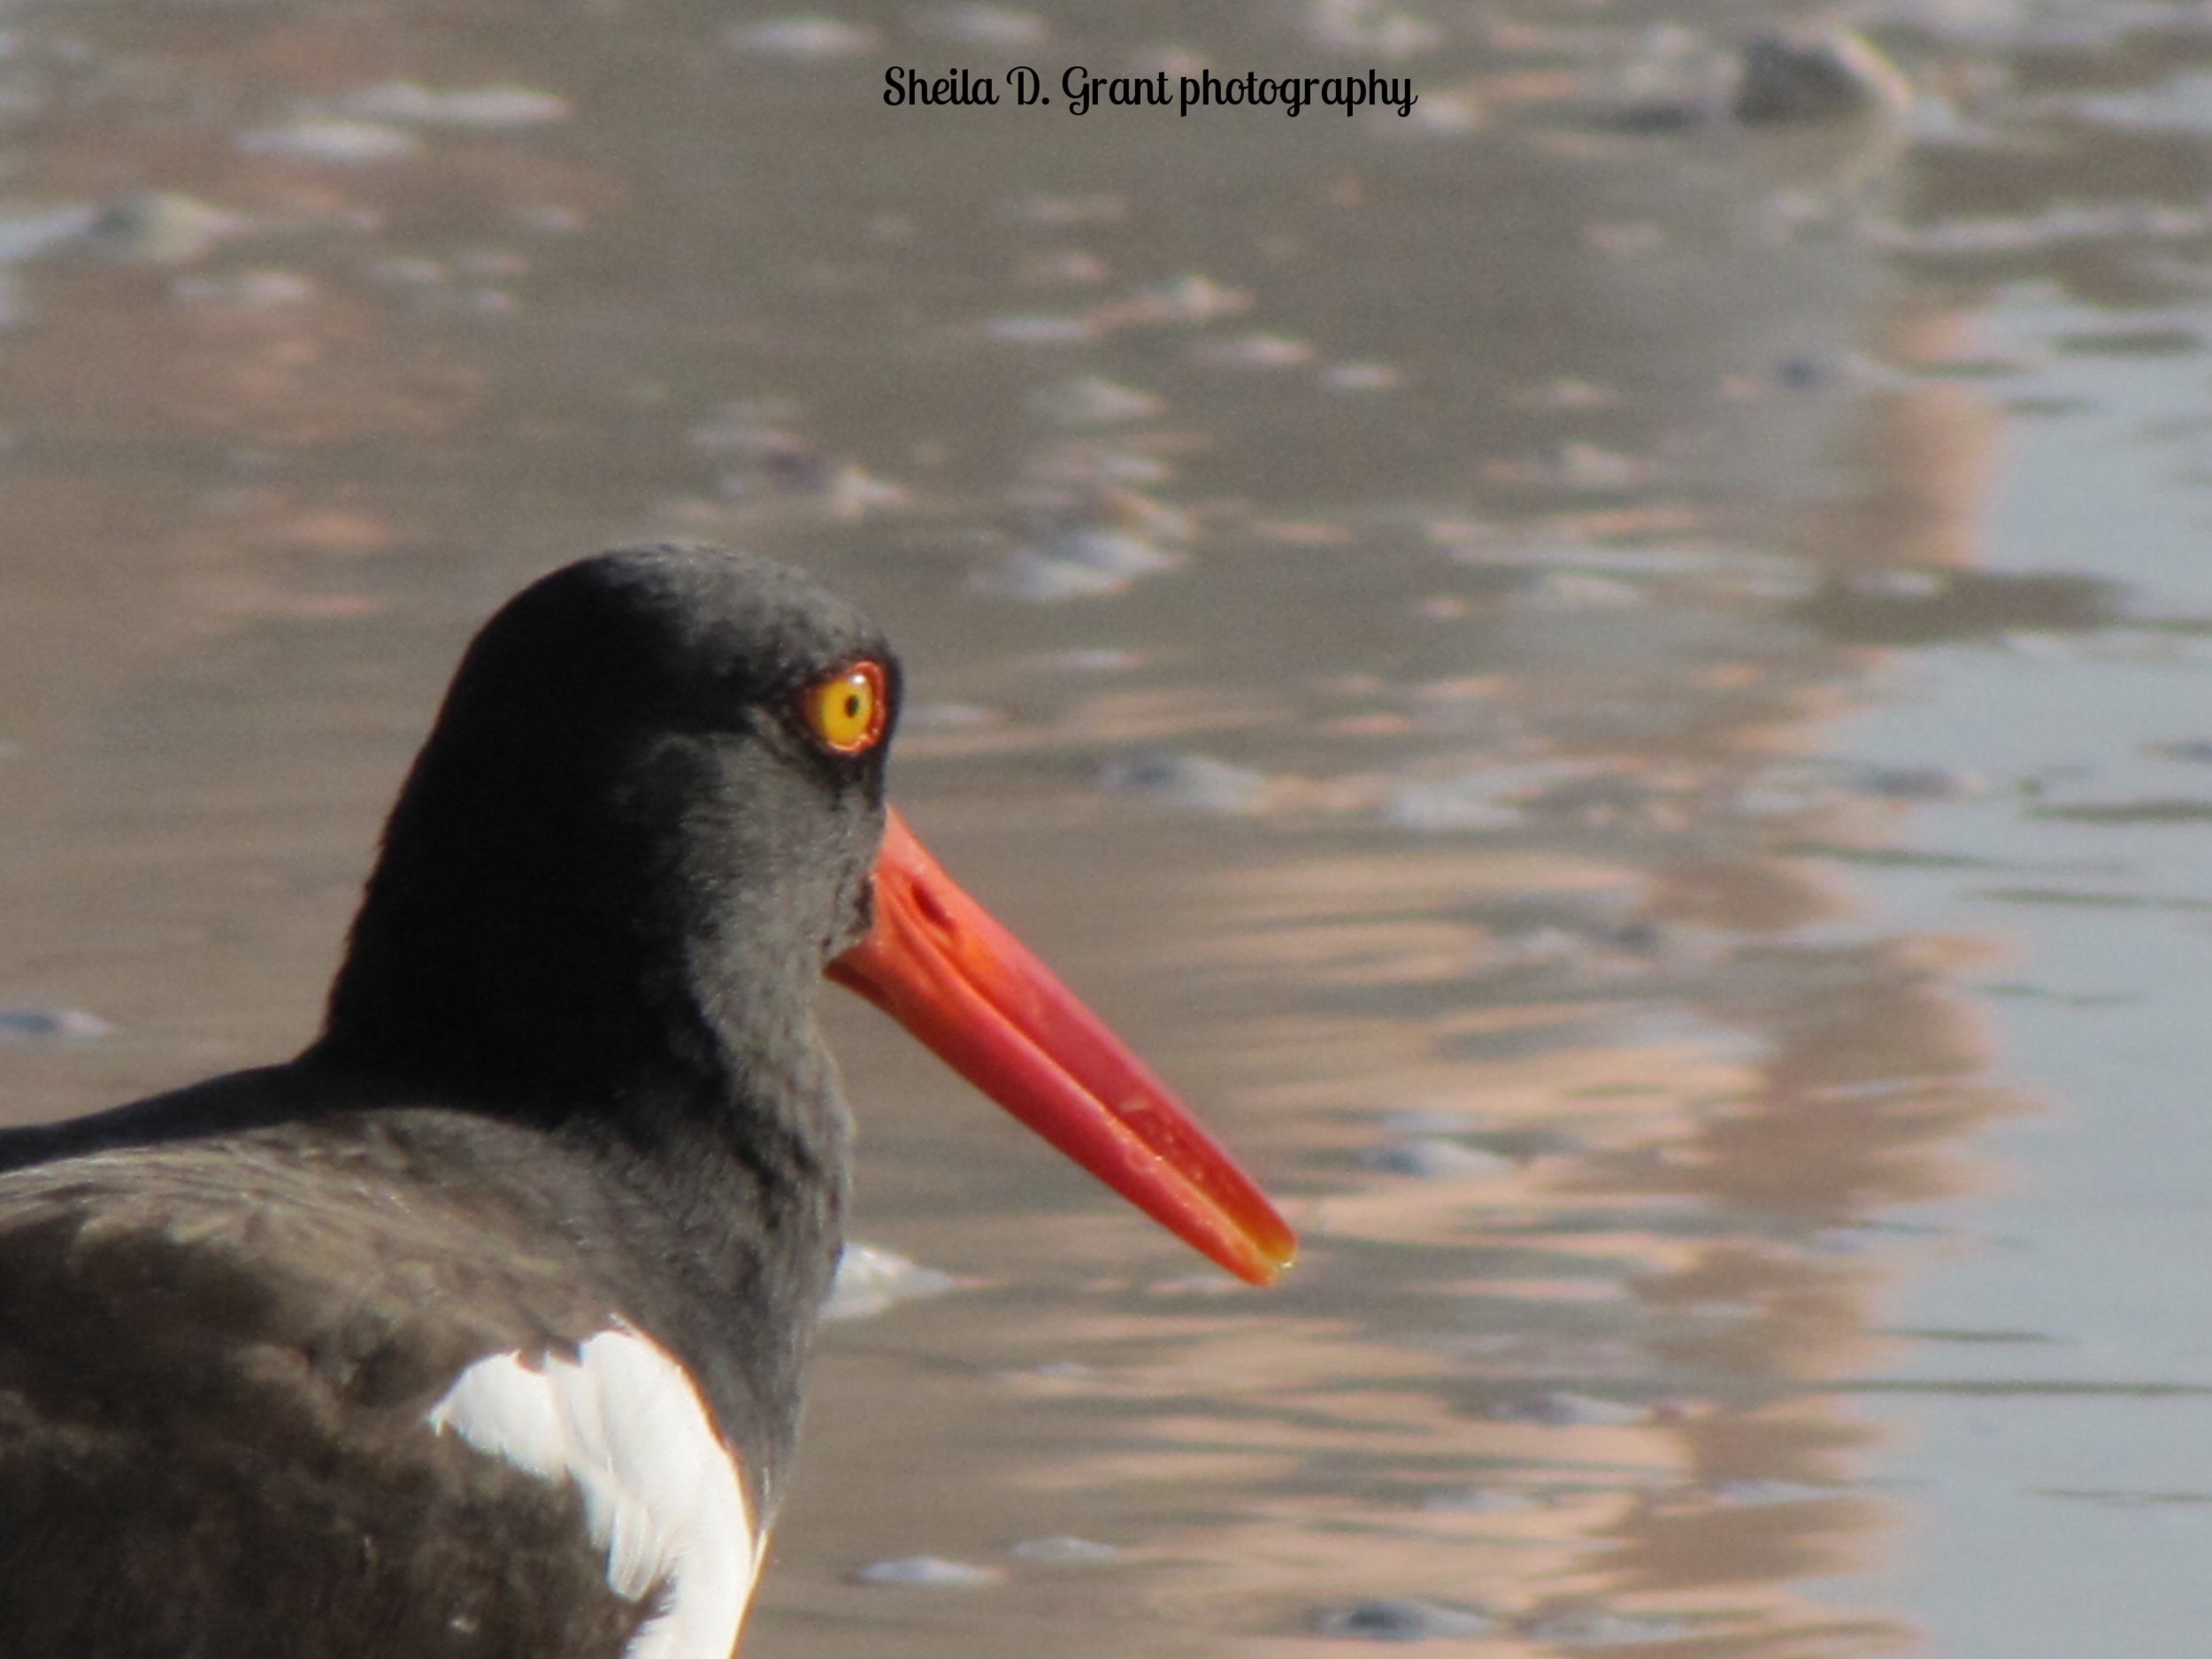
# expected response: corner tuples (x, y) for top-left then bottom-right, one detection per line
(312, 721), (830, 1125)
(308, 892), (855, 1517)
(301, 726), (861, 1501)
(309, 843), (854, 1194)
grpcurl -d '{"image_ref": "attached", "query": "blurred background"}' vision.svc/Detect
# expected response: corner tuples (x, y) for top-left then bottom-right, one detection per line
(4, 0), (2212, 1653)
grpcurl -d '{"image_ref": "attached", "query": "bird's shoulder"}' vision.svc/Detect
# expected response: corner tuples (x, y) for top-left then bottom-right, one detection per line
(0, 1075), (752, 1659)
(0, 1078), (622, 1411)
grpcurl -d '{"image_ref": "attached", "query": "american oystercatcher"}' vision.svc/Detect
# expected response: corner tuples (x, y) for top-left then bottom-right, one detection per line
(0, 545), (1293, 1658)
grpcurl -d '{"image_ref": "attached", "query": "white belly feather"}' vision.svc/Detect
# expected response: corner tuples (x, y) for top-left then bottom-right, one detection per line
(426, 1328), (759, 1659)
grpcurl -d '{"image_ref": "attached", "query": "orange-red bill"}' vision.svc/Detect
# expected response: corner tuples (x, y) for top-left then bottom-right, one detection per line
(826, 810), (1295, 1286)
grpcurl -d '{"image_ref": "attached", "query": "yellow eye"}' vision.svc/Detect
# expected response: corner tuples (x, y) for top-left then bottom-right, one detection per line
(801, 662), (887, 755)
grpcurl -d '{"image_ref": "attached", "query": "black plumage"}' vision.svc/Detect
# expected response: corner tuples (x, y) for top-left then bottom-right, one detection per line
(0, 546), (896, 1658)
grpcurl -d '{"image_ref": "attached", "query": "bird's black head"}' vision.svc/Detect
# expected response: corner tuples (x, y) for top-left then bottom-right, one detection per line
(312, 544), (902, 1123)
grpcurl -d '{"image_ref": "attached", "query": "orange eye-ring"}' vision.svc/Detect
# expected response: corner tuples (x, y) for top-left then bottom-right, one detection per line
(801, 662), (887, 756)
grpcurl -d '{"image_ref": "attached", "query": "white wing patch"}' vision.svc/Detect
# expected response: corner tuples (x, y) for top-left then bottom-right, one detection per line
(426, 1327), (758, 1659)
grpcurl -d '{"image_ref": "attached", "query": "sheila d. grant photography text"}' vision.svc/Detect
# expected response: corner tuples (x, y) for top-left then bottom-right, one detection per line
(882, 65), (1418, 118)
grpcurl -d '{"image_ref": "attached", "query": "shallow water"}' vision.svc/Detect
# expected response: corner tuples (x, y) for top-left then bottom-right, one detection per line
(3, 1), (2211, 1653)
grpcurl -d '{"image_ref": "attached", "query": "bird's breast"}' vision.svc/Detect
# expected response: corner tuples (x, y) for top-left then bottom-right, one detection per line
(426, 1325), (760, 1659)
